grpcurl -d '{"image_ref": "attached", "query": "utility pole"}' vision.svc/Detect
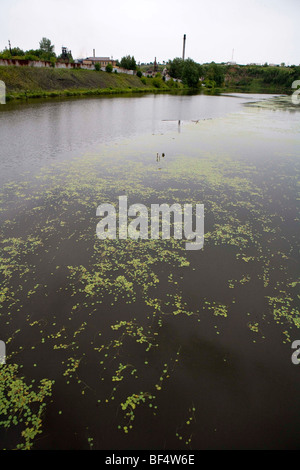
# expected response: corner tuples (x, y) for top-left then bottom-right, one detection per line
(182, 34), (186, 61)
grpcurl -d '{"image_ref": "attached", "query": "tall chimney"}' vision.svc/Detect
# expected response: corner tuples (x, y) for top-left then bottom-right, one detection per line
(93, 49), (95, 58)
(182, 34), (186, 61)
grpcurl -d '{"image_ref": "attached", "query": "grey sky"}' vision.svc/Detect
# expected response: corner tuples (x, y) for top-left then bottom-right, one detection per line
(0, 0), (299, 65)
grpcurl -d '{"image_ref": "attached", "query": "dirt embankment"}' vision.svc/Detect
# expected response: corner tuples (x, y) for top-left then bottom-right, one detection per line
(0, 66), (167, 99)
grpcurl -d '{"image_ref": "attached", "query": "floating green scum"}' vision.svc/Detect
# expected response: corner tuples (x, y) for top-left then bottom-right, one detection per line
(0, 98), (299, 449)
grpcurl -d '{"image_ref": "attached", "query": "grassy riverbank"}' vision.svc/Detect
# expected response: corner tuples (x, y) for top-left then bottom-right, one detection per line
(0, 64), (294, 103)
(0, 66), (174, 101)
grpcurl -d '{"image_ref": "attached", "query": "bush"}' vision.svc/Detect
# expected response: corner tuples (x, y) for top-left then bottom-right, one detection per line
(24, 54), (40, 61)
(136, 70), (142, 78)
(106, 63), (113, 73)
(152, 77), (163, 88)
(95, 63), (101, 71)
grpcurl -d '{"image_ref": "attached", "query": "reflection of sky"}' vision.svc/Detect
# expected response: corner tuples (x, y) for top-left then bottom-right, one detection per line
(0, 93), (299, 185)
(0, 94), (245, 184)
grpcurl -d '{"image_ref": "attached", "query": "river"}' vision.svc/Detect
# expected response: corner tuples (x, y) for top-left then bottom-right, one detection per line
(0, 92), (299, 450)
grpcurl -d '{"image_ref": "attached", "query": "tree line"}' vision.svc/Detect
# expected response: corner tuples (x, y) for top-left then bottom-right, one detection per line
(167, 58), (225, 88)
(0, 40), (137, 72)
(0, 38), (73, 64)
(1, 39), (298, 91)
(167, 57), (300, 90)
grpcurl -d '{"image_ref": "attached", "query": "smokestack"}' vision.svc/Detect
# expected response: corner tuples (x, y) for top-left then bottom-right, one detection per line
(93, 49), (95, 58)
(182, 34), (186, 61)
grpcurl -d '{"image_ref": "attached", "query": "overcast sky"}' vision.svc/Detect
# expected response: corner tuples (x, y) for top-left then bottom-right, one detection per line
(0, 0), (299, 65)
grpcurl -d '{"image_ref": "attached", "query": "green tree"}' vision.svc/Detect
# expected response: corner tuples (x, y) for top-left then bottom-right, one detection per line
(10, 47), (25, 57)
(181, 58), (201, 87)
(167, 57), (184, 79)
(39, 37), (54, 54)
(106, 63), (113, 73)
(0, 48), (12, 59)
(24, 49), (42, 60)
(120, 55), (136, 70)
(205, 62), (225, 87)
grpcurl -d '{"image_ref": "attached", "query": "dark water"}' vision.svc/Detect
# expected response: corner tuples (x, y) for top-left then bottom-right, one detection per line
(0, 92), (299, 450)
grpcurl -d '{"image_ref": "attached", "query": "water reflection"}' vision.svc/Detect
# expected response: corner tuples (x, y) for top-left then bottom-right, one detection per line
(0, 93), (253, 185)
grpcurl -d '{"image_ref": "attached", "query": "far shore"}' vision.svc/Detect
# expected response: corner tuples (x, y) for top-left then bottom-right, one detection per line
(0, 65), (293, 106)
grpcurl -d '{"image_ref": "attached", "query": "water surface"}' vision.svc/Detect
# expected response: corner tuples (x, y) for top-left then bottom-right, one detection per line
(0, 92), (299, 450)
